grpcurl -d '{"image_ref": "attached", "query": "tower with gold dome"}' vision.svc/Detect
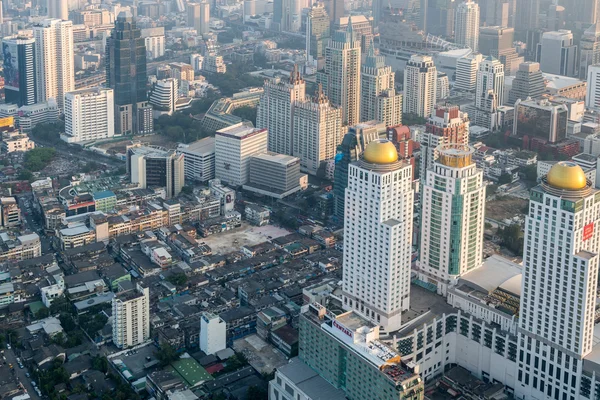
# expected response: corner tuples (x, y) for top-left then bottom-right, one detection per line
(417, 143), (485, 295)
(341, 138), (414, 332)
(515, 161), (600, 400)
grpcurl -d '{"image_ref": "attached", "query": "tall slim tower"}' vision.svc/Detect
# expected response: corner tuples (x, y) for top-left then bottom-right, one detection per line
(418, 144), (485, 295)
(106, 11), (153, 135)
(342, 139), (414, 332)
(112, 283), (150, 349)
(320, 22), (361, 126)
(476, 56), (504, 110)
(33, 18), (74, 112)
(324, 0), (343, 23)
(455, 0), (480, 51)
(2, 36), (36, 107)
(187, 2), (210, 35)
(256, 66), (306, 156)
(515, 0), (539, 32)
(579, 23), (600, 80)
(361, 47), (402, 127)
(403, 55), (437, 118)
(508, 61), (544, 104)
(516, 162), (600, 400)
(306, 4), (330, 65)
(47, 0), (68, 20)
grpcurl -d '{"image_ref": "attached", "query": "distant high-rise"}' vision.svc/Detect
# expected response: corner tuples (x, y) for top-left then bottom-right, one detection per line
(324, 0), (343, 23)
(106, 11), (153, 135)
(579, 23), (600, 80)
(187, 2), (210, 35)
(403, 55), (437, 118)
(485, 0), (509, 27)
(418, 144), (485, 295)
(47, 0), (68, 20)
(515, 0), (539, 32)
(586, 65), (600, 111)
(112, 284), (150, 349)
(420, 0), (455, 37)
(306, 4), (330, 64)
(479, 27), (523, 75)
(33, 18), (74, 112)
(256, 66), (306, 156)
(361, 47), (402, 127)
(149, 78), (178, 116)
(537, 30), (578, 77)
(342, 139), (414, 332)
(476, 56), (504, 110)
(127, 145), (185, 198)
(2, 36), (36, 107)
(455, 53), (482, 92)
(508, 61), (545, 105)
(64, 87), (114, 143)
(574, 0), (598, 25)
(455, 0), (480, 51)
(320, 23), (361, 126)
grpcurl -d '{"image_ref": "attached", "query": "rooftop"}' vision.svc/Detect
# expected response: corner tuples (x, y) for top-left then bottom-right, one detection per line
(216, 123), (266, 140)
(276, 357), (347, 400)
(177, 137), (215, 155)
(251, 152), (300, 166)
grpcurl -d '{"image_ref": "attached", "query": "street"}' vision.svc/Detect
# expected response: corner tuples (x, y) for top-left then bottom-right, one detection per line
(17, 194), (52, 253)
(4, 346), (40, 400)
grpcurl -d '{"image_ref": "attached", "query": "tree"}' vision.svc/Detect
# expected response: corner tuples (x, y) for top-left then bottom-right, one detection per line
(498, 173), (512, 185)
(498, 224), (524, 256)
(181, 186), (193, 195)
(92, 355), (108, 373)
(166, 273), (188, 286)
(31, 121), (64, 143)
(59, 313), (77, 332)
(18, 170), (34, 182)
(402, 113), (427, 126)
(246, 385), (268, 400)
(23, 148), (56, 172)
(82, 161), (99, 173)
(155, 343), (180, 366)
(232, 106), (257, 125)
(486, 184), (498, 197)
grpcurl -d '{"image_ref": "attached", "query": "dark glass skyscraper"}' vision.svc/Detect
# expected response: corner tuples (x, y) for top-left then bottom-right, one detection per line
(106, 11), (153, 135)
(2, 36), (36, 107)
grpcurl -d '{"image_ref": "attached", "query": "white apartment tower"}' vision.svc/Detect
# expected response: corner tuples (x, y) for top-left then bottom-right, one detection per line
(516, 161), (600, 400)
(455, 0), (480, 51)
(586, 64), (600, 111)
(455, 53), (482, 92)
(476, 56), (505, 110)
(199, 312), (226, 355)
(149, 78), (179, 116)
(342, 139), (414, 332)
(293, 85), (343, 176)
(63, 87), (114, 144)
(112, 283), (150, 349)
(321, 22), (361, 126)
(418, 144), (485, 295)
(48, 0), (68, 20)
(403, 55), (437, 118)
(361, 46), (402, 127)
(256, 66), (305, 156)
(33, 19), (74, 112)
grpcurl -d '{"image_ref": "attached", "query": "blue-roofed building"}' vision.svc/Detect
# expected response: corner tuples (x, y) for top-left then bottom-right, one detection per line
(93, 190), (117, 212)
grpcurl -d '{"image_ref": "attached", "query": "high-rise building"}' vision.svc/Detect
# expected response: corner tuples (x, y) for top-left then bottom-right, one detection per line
(320, 23), (361, 126)
(112, 283), (150, 349)
(485, 0), (509, 27)
(106, 11), (153, 136)
(419, 0), (455, 37)
(47, 0), (68, 20)
(586, 64), (600, 111)
(334, 16), (374, 55)
(342, 139), (414, 332)
(419, 104), (470, 179)
(63, 88), (114, 144)
(537, 30), (578, 77)
(333, 121), (387, 220)
(508, 61), (545, 105)
(199, 312), (226, 355)
(418, 144), (485, 295)
(2, 36), (36, 107)
(127, 145), (185, 198)
(176, 137), (215, 183)
(244, 152), (306, 198)
(141, 27), (165, 60)
(214, 123), (268, 186)
(324, 0), (343, 23)
(516, 161), (600, 400)
(149, 78), (178, 116)
(33, 19), (74, 112)
(476, 56), (505, 110)
(513, 98), (568, 143)
(573, 0), (598, 25)
(403, 55), (437, 118)
(361, 47), (402, 127)
(293, 85), (343, 176)
(256, 66), (305, 156)
(514, 0), (539, 32)
(478, 26), (524, 75)
(187, 2), (210, 35)
(579, 23), (600, 80)
(455, 0), (480, 51)
(305, 4), (330, 66)
(455, 53), (482, 92)
(546, 4), (565, 31)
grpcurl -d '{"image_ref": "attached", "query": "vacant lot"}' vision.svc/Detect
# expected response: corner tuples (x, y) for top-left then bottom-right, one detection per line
(486, 196), (528, 222)
(201, 223), (290, 254)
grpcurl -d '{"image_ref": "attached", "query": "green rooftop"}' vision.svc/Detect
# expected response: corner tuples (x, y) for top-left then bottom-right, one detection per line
(169, 358), (213, 387)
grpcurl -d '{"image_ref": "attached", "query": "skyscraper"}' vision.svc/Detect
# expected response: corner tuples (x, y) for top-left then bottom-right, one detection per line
(33, 18), (74, 112)
(342, 139), (413, 332)
(187, 2), (210, 35)
(538, 30), (578, 77)
(419, 0), (455, 37)
(514, 0), (539, 32)
(516, 161), (600, 400)
(574, 0), (598, 25)
(479, 26), (523, 75)
(112, 283), (150, 349)
(324, 0), (343, 23)
(579, 23), (600, 80)
(256, 66), (306, 156)
(305, 4), (330, 66)
(320, 22), (361, 126)
(106, 11), (153, 136)
(586, 64), (600, 111)
(455, 53), (482, 92)
(63, 87), (115, 143)
(485, 0), (509, 27)
(418, 144), (485, 295)
(403, 55), (437, 118)
(127, 145), (185, 198)
(293, 85), (343, 176)
(508, 61), (545, 105)
(333, 121), (386, 220)
(361, 47), (402, 127)
(47, 0), (68, 20)
(454, 0), (480, 51)
(476, 56), (504, 110)
(2, 36), (36, 107)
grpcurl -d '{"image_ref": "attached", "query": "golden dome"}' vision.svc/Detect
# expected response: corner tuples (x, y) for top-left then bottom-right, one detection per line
(362, 139), (398, 164)
(546, 161), (588, 190)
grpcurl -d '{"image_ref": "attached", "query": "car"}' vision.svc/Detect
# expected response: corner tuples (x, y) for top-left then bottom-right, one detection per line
(7, 344), (11, 349)
(16, 358), (20, 363)
(31, 381), (36, 387)
(19, 364), (23, 369)
(25, 373), (30, 378)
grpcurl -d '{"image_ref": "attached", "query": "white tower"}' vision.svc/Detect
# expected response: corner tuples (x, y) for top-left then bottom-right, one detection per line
(418, 144), (485, 295)
(403, 55), (437, 118)
(33, 18), (75, 112)
(516, 161), (600, 400)
(476, 56), (505, 110)
(200, 312), (226, 355)
(455, 0), (480, 51)
(112, 284), (150, 349)
(64, 87), (115, 143)
(48, 0), (68, 20)
(342, 139), (414, 332)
